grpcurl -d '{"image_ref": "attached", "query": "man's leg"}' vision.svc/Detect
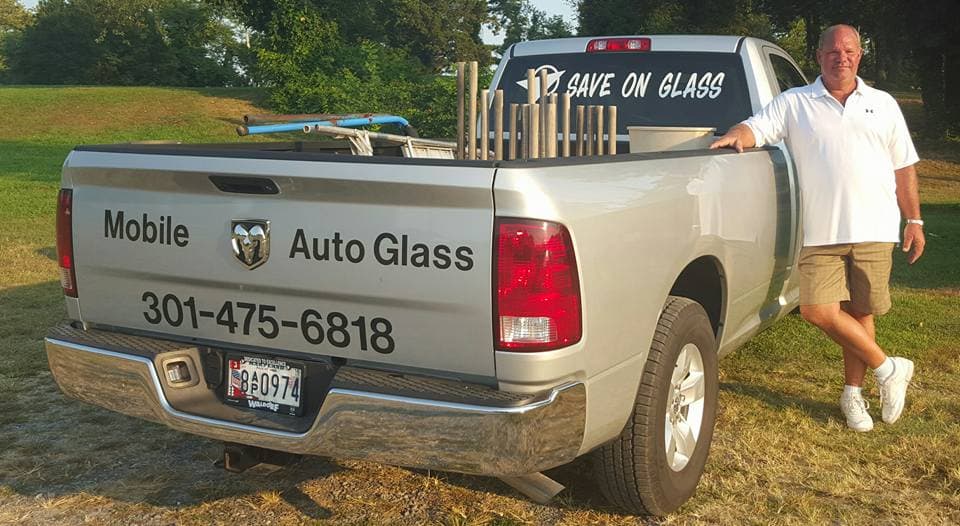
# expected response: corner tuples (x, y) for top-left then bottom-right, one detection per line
(802, 301), (890, 431)
(796, 245), (884, 430)
(797, 245), (875, 428)
(845, 242), (913, 424)
(840, 304), (874, 387)
(799, 303), (887, 368)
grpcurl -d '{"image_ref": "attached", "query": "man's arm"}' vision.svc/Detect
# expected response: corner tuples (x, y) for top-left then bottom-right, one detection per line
(709, 124), (757, 153)
(895, 164), (925, 264)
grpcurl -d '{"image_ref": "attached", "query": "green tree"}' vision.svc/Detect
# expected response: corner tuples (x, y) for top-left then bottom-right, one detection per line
(156, 0), (249, 86)
(771, 17), (815, 75)
(528, 10), (574, 40)
(215, 0), (491, 71)
(9, 0), (245, 86)
(0, 0), (31, 81)
(250, 2), (455, 135)
(213, 0), (496, 135)
(489, 0), (574, 57)
(899, 0), (960, 135)
(576, 0), (772, 38)
(10, 0), (98, 83)
(381, 0), (491, 71)
(0, 0), (29, 30)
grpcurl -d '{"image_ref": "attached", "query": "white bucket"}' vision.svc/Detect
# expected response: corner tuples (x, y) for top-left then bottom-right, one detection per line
(627, 126), (716, 153)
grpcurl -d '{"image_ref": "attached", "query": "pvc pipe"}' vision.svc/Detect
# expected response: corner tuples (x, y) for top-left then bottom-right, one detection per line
(521, 104), (530, 158)
(539, 69), (548, 157)
(576, 105), (584, 156)
(596, 105), (604, 156)
(585, 105), (594, 156)
(480, 89), (488, 160)
(529, 103), (540, 159)
(546, 101), (557, 158)
(509, 103), (519, 160)
(468, 61), (478, 160)
(304, 124), (456, 149)
(241, 115), (410, 136)
(527, 69), (536, 106)
(244, 113), (348, 124)
(561, 94), (571, 157)
(494, 90), (504, 161)
(457, 62), (465, 160)
(608, 106), (617, 155)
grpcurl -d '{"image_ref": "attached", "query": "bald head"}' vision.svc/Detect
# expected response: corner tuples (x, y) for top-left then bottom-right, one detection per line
(819, 24), (861, 51)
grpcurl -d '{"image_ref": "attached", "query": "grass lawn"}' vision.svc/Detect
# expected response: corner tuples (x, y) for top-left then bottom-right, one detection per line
(0, 85), (957, 525)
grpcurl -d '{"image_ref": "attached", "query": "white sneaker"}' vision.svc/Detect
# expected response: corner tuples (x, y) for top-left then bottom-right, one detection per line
(840, 393), (874, 432)
(879, 357), (915, 424)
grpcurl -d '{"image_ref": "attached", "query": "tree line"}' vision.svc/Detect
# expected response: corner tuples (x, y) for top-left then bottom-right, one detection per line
(576, 0), (960, 136)
(1, 0), (250, 86)
(1, 0), (957, 136)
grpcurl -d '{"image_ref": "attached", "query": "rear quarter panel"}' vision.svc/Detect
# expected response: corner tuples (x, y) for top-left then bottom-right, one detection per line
(494, 148), (787, 452)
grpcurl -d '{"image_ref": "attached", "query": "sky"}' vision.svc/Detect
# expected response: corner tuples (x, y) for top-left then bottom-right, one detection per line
(17, 0), (579, 45)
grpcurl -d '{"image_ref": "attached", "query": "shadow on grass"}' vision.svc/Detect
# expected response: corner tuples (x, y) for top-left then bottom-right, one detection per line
(0, 142), (75, 183)
(0, 281), (64, 379)
(545, 456), (659, 520)
(35, 246), (56, 261)
(400, 456), (653, 521)
(719, 381), (837, 424)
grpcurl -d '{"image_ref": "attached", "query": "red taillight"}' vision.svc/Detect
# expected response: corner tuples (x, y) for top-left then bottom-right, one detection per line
(56, 189), (77, 297)
(586, 37), (651, 53)
(495, 219), (581, 351)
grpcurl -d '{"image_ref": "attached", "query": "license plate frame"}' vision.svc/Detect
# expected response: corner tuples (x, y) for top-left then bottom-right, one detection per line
(224, 353), (305, 417)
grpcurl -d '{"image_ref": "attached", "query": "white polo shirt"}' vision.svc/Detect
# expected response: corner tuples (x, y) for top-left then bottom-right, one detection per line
(743, 76), (919, 246)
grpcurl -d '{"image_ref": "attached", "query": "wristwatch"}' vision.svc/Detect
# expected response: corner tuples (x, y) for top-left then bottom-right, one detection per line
(906, 218), (924, 226)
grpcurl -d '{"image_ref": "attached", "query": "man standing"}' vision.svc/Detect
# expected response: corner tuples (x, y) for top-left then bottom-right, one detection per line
(710, 24), (925, 431)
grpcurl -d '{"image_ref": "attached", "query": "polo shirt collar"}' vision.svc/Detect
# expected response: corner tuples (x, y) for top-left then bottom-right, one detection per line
(810, 76), (867, 98)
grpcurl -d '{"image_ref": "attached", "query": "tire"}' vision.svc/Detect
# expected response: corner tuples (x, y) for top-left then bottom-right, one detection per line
(592, 296), (719, 516)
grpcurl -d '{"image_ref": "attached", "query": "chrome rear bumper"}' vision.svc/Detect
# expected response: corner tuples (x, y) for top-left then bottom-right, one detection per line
(45, 331), (585, 477)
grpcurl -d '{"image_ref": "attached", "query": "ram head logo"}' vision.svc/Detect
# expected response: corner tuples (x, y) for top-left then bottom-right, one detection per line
(231, 220), (270, 270)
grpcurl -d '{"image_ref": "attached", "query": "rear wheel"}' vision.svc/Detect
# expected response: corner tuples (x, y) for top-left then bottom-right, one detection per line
(592, 296), (718, 515)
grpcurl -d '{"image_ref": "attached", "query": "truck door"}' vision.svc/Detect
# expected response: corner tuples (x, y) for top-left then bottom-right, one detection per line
(758, 48), (806, 321)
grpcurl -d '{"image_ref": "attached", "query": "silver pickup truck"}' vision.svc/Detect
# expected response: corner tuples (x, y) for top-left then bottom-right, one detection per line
(45, 36), (808, 515)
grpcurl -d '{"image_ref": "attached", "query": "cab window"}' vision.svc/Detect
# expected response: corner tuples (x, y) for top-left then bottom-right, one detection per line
(769, 54), (808, 92)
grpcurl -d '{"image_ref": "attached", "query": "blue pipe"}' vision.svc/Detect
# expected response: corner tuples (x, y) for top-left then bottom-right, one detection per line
(240, 115), (410, 136)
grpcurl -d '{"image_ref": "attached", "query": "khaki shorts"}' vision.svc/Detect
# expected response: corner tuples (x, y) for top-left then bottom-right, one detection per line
(797, 242), (895, 315)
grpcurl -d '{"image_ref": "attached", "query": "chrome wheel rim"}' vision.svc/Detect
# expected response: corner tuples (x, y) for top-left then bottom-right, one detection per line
(664, 343), (706, 471)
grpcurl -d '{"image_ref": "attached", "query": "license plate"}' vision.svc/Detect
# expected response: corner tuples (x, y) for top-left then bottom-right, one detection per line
(225, 354), (304, 416)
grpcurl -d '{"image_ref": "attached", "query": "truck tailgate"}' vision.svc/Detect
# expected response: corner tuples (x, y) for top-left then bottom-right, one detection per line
(65, 149), (497, 378)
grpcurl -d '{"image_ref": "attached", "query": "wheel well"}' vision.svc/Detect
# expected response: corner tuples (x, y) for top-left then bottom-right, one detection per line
(668, 257), (725, 337)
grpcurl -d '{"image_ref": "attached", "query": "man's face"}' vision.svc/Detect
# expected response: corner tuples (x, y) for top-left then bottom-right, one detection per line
(816, 28), (862, 87)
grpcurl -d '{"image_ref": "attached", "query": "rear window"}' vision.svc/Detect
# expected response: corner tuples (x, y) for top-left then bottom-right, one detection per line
(497, 51), (752, 134)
